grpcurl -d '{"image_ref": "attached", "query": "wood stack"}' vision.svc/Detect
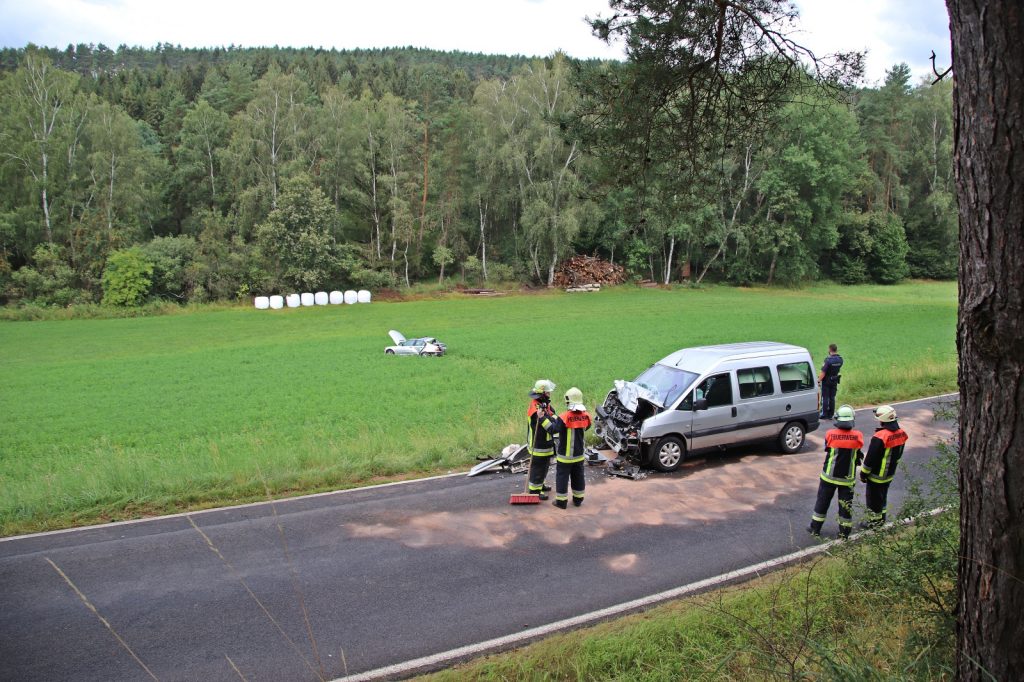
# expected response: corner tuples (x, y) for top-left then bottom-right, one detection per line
(566, 283), (601, 293)
(553, 255), (626, 288)
(460, 288), (504, 296)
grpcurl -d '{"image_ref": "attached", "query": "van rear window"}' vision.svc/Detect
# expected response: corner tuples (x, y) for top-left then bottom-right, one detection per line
(777, 362), (813, 392)
(738, 366), (774, 398)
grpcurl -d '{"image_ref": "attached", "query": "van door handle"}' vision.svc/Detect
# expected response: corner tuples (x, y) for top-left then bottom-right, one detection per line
(731, 407), (737, 418)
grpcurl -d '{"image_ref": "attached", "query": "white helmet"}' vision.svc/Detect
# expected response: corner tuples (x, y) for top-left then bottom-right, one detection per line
(833, 404), (856, 429)
(564, 387), (586, 411)
(531, 379), (555, 394)
(874, 404), (897, 423)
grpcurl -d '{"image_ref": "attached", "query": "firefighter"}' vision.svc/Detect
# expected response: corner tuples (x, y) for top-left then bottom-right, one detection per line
(818, 343), (844, 419)
(808, 404), (863, 539)
(859, 404), (909, 527)
(525, 379), (556, 499)
(541, 387), (592, 509)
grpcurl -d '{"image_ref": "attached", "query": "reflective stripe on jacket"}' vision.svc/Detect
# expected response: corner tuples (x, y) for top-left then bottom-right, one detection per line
(821, 428), (864, 486)
(861, 424), (908, 484)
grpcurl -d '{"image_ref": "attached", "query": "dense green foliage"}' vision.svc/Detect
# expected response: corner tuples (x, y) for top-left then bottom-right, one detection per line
(0, 34), (955, 308)
(0, 283), (955, 535)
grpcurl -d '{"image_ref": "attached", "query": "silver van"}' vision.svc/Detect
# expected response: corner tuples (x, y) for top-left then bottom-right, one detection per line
(594, 342), (821, 472)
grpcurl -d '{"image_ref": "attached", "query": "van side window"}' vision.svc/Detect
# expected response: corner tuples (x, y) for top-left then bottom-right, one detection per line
(777, 361), (814, 392)
(737, 366), (774, 398)
(697, 372), (733, 408)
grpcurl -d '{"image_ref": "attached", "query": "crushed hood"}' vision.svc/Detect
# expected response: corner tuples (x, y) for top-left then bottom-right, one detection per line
(613, 379), (664, 412)
(388, 330), (406, 345)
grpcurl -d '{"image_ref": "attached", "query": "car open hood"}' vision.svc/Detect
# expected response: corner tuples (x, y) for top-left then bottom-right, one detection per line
(613, 379), (664, 412)
(388, 330), (406, 345)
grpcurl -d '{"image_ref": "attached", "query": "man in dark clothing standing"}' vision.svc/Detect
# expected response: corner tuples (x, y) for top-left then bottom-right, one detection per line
(818, 343), (844, 419)
(859, 404), (909, 527)
(808, 404), (863, 539)
(525, 379), (556, 499)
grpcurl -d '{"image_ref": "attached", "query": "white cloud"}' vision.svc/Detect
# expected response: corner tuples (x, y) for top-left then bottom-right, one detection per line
(1, 0), (950, 86)
(792, 0), (951, 86)
(0, 0), (625, 59)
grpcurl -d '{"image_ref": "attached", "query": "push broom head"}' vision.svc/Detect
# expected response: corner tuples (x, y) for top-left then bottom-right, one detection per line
(509, 493), (541, 505)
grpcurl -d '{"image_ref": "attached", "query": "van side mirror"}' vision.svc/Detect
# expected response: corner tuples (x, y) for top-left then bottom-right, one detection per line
(694, 398), (708, 411)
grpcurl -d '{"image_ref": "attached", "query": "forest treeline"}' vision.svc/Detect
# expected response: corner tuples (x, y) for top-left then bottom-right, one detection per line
(0, 43), (956, 307)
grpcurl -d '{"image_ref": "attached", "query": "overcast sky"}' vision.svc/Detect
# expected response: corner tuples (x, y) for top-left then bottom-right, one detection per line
(0, 0), (951, 86)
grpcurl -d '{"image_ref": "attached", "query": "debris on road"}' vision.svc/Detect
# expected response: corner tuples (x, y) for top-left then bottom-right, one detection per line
(468, 443), (530, 477)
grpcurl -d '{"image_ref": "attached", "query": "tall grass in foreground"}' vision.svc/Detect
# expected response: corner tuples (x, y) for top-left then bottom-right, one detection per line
(0, 282), (957, 535)
(418, 402), (961, 682)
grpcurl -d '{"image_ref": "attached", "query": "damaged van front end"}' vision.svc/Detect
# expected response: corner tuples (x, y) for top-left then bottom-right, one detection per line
(594, 380), (663, 461)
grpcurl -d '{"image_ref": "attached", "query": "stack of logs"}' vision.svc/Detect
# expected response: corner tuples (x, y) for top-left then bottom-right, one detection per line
(553, 255), (626, 291)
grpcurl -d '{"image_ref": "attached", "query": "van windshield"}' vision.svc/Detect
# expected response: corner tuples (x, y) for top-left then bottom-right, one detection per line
(633, 364), (699, 407)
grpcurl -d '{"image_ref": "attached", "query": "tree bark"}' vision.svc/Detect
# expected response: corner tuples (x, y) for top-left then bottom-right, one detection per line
(948, 2), (1024, 680)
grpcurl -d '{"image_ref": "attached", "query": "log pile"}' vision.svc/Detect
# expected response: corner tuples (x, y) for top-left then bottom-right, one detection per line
(566, 283), (601, 293)
(553, 255), (626, 288)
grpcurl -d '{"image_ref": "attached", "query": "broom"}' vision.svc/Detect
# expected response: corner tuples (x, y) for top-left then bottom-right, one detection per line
(509, 492), (541, 505)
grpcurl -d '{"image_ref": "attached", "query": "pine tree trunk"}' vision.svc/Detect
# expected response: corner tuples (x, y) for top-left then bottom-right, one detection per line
(948, 2), (1024, 680)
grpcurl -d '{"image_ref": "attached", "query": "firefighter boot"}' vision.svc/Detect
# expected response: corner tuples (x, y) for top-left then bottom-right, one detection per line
(552, 498), (568, 509)
(572, 497), (583, 507)
(806, 521), (823, 537)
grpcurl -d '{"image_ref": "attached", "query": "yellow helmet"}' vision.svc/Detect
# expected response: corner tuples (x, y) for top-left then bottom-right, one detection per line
(564, 387), (585, 411)
(874, 404), (897, 423)
(833, 404), (856, 429)
(531, 379), (555, 394)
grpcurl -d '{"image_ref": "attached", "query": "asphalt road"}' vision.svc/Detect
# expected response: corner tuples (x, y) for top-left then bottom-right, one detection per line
(0, 397), (956, 682)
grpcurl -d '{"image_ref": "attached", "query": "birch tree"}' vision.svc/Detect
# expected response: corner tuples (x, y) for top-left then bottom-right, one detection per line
(0, 51), (84, 247)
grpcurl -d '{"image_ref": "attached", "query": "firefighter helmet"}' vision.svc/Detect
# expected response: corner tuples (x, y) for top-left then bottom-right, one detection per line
(874, 404), (897, 423)
(833, 404), (856, 429)
(564, 387), (585, 411)
(531, 379), (555, 394)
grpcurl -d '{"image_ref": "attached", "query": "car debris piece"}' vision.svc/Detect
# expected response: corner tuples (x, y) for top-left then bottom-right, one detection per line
(384, 329), (446, 356)
(604, 464), (648, 481)
(585, 447), (608, 465)
(468, 443), (530, 477)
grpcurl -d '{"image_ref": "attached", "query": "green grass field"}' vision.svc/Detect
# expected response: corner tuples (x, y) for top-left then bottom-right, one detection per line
(0, 282), (957, 535)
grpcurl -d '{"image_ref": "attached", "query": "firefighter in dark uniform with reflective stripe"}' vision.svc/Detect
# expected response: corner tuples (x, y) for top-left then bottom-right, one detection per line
(859, 404), (909, 527)
(808, 404), (863, 539)
(526, 379), (556, 499)
(818, 343), (844, 419)
(541, 387), (591, 509)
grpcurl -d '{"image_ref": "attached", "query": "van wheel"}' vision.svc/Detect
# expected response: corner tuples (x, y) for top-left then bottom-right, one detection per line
(652, 436), (686, 472)
(779, 422), (806, 453)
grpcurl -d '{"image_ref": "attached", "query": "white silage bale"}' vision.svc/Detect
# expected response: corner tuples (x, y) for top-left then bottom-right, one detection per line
(286, 294), (301, 308)
(329, 290), (344, 305)
(314, 291), (329, 305)
(254, 296), (270, 309)
(357, 290), (371, 303)
(344, 290), (358, 305)
(269, 295), (284, 309)
(301, 292), (315, 306)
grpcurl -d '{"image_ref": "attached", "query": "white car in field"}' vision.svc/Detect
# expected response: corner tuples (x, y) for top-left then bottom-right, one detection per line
(385, 330), (447, 356)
